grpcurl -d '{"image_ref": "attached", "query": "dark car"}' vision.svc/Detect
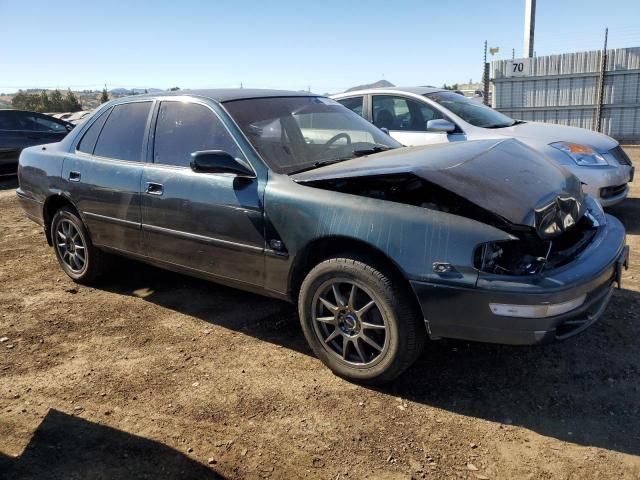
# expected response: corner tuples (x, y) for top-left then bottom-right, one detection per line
(16, 90), (629, 384)
(0, 109), (73, 176)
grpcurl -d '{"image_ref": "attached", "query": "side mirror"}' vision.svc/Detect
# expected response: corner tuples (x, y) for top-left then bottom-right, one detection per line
(426, 119), (456, 133)
(380, 127), (390, 135)
(190, 150), (255, 177)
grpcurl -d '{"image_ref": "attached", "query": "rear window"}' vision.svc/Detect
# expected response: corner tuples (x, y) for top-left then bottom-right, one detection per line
(22, 114), (68, 132)
(94, 102), (152, 161)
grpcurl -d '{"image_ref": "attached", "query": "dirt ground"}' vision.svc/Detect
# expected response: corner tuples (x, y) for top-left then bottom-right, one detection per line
(1, 148), (640, 480)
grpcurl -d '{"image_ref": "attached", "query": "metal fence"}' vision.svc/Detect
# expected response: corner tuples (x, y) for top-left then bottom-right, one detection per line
(491, 47), (640, 144)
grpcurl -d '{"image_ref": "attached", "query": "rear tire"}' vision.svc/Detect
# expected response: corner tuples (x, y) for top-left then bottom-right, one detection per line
(51, 207), (106, 284)
(298, 256), (425, 384)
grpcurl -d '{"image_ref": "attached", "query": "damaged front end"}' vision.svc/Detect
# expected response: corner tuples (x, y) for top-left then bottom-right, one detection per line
(473, 213), (598, 276)
(302, 171), (600, 277)
(293, 139), (597, 278)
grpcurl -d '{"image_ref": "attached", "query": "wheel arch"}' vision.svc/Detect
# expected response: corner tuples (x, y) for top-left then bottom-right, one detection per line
(42, 194), (81, 246)
(288, 235), (422, 315)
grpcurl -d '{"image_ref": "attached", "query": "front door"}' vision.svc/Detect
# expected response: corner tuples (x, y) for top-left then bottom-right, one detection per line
(141, 99), (265, 288)
(62, 101), (153, 254)
(371, 94), (453, 146)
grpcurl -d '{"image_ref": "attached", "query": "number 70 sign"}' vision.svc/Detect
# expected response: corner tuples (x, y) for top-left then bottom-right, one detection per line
(506, 58), (531, 77)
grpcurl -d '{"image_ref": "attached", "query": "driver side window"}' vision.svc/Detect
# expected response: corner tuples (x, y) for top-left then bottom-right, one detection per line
(154, 101), (244, 168)
(372, 95), (443, 132)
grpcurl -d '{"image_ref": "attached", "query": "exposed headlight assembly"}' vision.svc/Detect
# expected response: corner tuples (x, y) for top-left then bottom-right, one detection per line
(550, 142), (608, 166)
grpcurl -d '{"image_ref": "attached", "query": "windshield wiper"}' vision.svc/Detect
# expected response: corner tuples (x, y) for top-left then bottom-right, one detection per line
(288, 157), (350, 175)
(484, 119), (526, 129)
(351, 144), (392, 156)
(288, 145), (393, 175)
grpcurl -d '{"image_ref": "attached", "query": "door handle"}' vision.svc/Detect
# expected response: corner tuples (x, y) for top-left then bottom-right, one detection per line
(145, 182), (164, 195)
(69, 171), (81, 182)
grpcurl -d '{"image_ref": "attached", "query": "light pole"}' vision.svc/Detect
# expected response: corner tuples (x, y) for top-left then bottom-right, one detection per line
(524, 0), (536, 58)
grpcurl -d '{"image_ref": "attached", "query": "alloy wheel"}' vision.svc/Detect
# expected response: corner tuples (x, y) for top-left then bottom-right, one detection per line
(55, 219), (87, 273)
(312, 279), (389, 367)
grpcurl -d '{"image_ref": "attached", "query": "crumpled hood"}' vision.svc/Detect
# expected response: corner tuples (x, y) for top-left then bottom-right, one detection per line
(293, 139), (585, 232)
(489, 121), (618, 153)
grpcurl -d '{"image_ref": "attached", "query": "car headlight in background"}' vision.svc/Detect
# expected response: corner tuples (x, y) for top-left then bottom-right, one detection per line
(550, 142), (608, 166)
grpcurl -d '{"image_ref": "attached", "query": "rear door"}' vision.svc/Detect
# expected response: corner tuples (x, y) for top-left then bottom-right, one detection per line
(371, 94), (453, 146)
(62, 101), (153, 254)
(141, 99), (265, 287)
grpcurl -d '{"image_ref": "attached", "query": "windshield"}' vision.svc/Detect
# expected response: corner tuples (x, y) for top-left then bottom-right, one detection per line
(223, 96), (402, 174)
(426, 91), (516, 128)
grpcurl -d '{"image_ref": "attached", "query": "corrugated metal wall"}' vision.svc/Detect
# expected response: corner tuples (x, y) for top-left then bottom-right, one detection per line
(491, 47), (640, 143)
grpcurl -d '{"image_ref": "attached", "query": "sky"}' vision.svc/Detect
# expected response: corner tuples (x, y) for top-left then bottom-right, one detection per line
(1, 0), (639, 94)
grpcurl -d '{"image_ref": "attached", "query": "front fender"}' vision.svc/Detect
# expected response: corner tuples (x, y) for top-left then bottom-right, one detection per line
(264, 174), (513, 291)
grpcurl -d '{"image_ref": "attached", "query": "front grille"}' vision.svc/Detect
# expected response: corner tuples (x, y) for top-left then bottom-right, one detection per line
(609, 146), (633, 166)
(600, 184), (627, 199)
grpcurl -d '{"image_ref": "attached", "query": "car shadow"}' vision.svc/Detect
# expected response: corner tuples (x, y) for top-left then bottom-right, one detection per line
(607, 198), (640, 234)
(0, 409), (224, 479)
(384, 286), (640, 456)
(0, 175), (18, 191)
(102, 260), (308, 354)
(99, 260), (640, 457)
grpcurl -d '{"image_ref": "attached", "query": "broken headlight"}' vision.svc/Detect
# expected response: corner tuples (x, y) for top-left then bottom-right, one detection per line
(474, 241), (550, 276)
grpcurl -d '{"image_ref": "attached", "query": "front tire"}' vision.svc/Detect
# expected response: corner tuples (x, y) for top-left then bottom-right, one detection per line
(298, 257), (425, 384)
(51, 207), (106, 284)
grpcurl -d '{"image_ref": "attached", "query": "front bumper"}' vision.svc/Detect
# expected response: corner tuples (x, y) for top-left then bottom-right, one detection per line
(411, 214), (628, 345)
(574, 164), (633, 207)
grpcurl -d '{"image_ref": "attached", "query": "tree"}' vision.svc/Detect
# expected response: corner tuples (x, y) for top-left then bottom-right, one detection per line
(39, 91), (51, 112)
(169, 87), (180, 91)
(63, 89), (82, 111)
(100, 88), (109, 104)
(11, 90), (42, 111)
(442, 83), (460, 91)
(49, 90), (65, 112)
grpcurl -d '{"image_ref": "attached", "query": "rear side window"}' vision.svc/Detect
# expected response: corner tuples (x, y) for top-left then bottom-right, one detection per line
(22, 114), (68, 132)
(77, 108), (111, 154)
(337, 96), (364, 117)
(153, 101), (243, 167)
(94, 102), (152, 161)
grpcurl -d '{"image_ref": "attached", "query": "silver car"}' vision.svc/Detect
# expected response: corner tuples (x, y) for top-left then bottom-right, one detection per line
(332, 87), (634, 206)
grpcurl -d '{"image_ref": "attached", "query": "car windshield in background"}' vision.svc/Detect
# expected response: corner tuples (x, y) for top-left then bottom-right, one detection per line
(223, 96), (402, 174)
(426, 91), (516, 128)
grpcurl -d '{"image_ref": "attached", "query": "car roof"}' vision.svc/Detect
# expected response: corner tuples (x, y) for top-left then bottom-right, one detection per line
(334, 86), (447, 96)
(135, 88), (319, 103)
(0, 109), (44, 114)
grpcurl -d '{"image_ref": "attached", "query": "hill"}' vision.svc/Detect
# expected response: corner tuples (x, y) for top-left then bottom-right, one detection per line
(345, 79), (394, 92)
